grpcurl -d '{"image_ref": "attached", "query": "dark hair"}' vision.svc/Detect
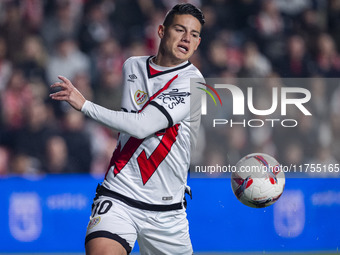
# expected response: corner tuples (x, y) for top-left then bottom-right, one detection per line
(163, 3), (205, 27)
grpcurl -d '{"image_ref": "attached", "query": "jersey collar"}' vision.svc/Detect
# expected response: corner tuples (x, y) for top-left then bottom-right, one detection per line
(146, 56), (191, 78)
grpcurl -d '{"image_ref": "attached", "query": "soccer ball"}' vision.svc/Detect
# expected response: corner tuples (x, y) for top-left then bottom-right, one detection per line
(231, 153), (285, 208)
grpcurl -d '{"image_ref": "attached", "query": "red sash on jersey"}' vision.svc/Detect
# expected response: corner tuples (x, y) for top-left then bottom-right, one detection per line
(106, 75), (179, 185)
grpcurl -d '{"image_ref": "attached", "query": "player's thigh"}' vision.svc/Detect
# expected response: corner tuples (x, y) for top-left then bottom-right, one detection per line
(86, 237), (126, 255)
(85, 197), (137, 254)
(138, 209), (193, 255)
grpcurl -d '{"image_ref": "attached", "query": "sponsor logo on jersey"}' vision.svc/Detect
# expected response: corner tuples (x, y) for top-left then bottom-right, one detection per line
(162, 196), (173, 201)
(134, 90), (148, 105)
(87, 216), (101, 230)
(158, 89), (190, 109)
(128, 74), (137, 82)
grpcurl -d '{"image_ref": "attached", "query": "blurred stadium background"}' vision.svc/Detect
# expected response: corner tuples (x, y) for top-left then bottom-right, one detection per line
(0, 0), (339, 254)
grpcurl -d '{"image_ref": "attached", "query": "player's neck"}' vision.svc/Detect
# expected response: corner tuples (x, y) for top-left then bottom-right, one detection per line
(153, 54), (186, 67)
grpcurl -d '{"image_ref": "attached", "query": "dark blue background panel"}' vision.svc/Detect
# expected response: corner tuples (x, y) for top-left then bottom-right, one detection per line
(0, 175), (339, 253)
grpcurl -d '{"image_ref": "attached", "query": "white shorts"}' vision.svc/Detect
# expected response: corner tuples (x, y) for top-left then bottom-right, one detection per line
(85, 189), (193, 255)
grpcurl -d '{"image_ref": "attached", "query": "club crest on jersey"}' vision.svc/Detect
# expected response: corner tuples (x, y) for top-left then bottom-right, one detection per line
(87, 216), (101, 230)
(134, 90), (148, 105)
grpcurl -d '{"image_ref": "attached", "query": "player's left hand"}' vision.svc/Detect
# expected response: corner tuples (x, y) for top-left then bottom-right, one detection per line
(49, 75), (86, 111)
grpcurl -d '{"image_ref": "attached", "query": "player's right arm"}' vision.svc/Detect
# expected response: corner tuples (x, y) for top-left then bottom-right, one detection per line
(81, 100), (169, 139)
(50, 75), (86, 111)
(49, 76), (169, 139)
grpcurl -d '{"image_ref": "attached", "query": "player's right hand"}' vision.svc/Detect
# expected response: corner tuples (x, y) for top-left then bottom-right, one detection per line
(49, 76), (86, 111)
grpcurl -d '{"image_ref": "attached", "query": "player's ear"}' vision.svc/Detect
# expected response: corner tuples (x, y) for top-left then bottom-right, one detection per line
(194, 37), (201, 51)
(158, 25), (165, 39)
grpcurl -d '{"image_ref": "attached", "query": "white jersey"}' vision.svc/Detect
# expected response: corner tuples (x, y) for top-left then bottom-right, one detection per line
(101, 56), (204, 209)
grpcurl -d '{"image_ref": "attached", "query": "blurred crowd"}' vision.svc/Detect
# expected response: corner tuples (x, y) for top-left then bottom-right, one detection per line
(0, 0), (339, 176)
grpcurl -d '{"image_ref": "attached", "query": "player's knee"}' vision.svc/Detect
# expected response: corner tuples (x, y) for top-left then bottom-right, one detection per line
(85, 237), (127, 255)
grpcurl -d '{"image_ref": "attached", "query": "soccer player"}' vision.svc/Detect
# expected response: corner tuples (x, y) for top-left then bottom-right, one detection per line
(50, 3), (205, 255)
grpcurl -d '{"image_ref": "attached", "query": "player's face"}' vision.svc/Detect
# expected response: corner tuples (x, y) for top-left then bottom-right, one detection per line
(158, 14), (201, 65)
